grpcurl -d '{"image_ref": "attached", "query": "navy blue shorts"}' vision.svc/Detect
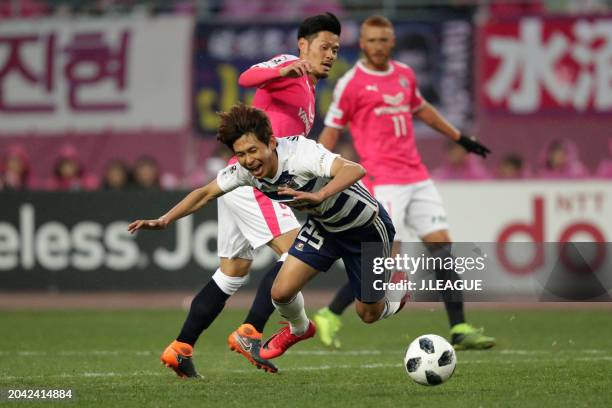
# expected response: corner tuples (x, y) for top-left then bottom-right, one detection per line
(288, 205), (395, 302)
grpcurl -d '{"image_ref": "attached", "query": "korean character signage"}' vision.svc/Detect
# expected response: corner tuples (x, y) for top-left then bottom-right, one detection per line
(0, 16), (193, 134)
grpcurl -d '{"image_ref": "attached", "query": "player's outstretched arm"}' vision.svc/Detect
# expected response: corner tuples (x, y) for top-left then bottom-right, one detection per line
(414, 102), (491, 158)
(414, 102), (461, 141)
(127, 180), (225, 234)
(318, 126), (343, 151)
(239, 60), (312, 88)
(279, 157), (365, 205)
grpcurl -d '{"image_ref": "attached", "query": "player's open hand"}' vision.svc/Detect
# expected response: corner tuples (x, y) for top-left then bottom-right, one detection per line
(127, 218), (167, 234)
(279, 60), (312, 78)
(277, 187), (323, 206)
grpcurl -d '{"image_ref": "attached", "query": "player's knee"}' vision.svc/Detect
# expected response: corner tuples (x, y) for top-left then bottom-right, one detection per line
(357, 309), (379, 324)
(422, 230), (452, 244)
(270, 281), (293, 304)
(219, 258), (252, 277)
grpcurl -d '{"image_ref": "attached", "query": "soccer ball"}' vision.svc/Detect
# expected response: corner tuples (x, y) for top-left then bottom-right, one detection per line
(404, 334), (456, 386)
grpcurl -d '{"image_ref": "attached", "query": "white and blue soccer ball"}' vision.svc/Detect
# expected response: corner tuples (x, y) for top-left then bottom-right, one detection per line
(404, 334), (456, 386)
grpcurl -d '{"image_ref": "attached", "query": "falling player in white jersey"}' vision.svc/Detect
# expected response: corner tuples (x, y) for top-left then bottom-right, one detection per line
(129, 104), (405, 360)
(151, 13), (341, 378)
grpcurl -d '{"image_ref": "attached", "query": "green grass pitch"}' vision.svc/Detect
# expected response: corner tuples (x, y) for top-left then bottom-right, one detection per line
(1, 308), (611, 407)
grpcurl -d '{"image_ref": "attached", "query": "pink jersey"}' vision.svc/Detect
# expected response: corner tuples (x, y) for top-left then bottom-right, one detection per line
(239, 54), (315, 138)
(324, 60), (429, 185)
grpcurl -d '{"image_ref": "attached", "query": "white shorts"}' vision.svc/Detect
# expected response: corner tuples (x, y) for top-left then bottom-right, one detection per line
(217, 186), (300, 260)
(373, 179), (448, 241)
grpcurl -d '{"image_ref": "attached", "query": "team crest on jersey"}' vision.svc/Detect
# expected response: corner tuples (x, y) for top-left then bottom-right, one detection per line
(294, 242), (305, 251)
(399, 76), (409, 88)
(277, 171), (300, 190)
(271, 56), (287, 65)
(382, 92), (405, 106)
(254, 54), (297, 68)
(220, 164), (237, 180)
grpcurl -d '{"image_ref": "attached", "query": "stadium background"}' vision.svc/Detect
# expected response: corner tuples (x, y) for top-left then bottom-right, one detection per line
(1, 0), (610, 293)
(0, 1), (611, 406)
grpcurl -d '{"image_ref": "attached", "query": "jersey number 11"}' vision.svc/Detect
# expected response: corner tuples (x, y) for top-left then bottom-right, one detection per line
(391, 115), (407, 137)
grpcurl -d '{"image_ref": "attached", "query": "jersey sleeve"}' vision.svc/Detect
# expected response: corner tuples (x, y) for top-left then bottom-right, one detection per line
(293, 137), (339, 178)
(407, 67), (426, 112)
(238, 54), (299, 88)
(324, 72), (355, 129)
(216, 163), (252, 192)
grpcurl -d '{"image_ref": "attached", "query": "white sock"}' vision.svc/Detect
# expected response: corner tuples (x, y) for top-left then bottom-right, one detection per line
(378, 299), (401, 321)
(272, 292), (309, 335)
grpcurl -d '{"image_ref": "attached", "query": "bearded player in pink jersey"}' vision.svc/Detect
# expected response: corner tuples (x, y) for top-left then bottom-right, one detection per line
(158, 13), (341, 378)
(314, 15), (495, 351)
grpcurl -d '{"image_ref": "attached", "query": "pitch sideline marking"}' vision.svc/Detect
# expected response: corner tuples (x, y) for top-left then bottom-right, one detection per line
(0, 348), (608, 357)
(2, 357), (611, 381)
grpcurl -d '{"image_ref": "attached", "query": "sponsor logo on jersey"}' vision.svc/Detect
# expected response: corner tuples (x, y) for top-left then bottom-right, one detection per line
(365, 84), (379, 92)
(373, 105), (410, 116)
(383, 92), (405, 106)
(298, 105), (314, 135)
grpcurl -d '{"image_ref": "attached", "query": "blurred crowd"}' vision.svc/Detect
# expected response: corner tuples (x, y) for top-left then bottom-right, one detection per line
(430, 138), (612, 181)
(1, 139), (611, 192)
(0, 143), (233, 192)
(1, 0), (611, 20)
(0, 0), (197, 18)
(0, 0), (340, 19)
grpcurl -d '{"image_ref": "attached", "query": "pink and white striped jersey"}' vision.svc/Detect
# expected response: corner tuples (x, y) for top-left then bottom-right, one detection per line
(239, 54), (316, 138)
(324, 60), (429, 185)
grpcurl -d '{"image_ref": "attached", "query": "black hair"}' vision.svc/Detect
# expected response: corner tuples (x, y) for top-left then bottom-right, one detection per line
(297, 12), (341, 41)
(217, 104), (273, 151)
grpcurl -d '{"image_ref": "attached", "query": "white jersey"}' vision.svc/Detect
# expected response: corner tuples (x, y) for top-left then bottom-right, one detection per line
(216, 137), (379, 233)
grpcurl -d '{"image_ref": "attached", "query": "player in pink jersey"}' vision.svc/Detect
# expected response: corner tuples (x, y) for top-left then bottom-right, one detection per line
(155, 13), (341, 378)
(239, 55), (317, 138)
(313, 16), (495, 351)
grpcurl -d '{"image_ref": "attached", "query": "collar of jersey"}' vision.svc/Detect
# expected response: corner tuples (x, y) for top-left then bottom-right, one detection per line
(357, 60), (394, 76)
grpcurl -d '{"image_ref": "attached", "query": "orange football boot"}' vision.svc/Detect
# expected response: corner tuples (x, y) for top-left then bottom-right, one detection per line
(228, 324), (278, 373)
(160, 340), (201, 378)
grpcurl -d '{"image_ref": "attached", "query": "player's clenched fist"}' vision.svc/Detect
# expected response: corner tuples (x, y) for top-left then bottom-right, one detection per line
(279, 60), (312, 78)
(457, 134), (491, 158)
(127, 218), (168, 234)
